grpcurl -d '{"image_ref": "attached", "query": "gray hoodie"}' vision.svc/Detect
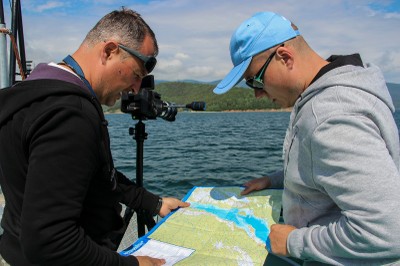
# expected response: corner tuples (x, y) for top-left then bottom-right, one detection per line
(280, 60), (400, 265)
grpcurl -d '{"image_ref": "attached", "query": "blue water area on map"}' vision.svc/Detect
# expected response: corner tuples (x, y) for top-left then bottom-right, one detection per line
(190, 202), (270, 242)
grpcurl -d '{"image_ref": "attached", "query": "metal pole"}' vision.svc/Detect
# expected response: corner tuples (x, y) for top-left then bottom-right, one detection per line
(0, 1), (4, 28)
(16, 0), (25, 76)
(0, 0), (10, 88)
(8, 0), (17, 85)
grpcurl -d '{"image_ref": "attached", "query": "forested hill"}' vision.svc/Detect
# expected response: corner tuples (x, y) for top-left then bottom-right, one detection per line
(104, 82), (280, 113)
(104, 82), (400, 113)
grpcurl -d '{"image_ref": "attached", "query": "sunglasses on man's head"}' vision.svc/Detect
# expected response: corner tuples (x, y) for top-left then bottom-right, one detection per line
(118, 44), (157, 74)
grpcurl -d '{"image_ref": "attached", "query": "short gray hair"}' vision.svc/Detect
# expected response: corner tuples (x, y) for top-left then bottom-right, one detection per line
(83, 8), (158, 56)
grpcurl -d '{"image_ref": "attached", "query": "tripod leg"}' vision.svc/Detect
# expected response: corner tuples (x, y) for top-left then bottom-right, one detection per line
(144, 210), (156, 230)
(137, 209), (146, 237)
(137, 209), (156, 237)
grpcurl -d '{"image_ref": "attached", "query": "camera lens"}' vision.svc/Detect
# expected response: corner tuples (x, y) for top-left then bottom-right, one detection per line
(159, 102), (177, 122)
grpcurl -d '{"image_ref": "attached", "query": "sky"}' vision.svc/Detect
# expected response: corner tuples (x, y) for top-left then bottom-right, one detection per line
(2, 0), (400, 84)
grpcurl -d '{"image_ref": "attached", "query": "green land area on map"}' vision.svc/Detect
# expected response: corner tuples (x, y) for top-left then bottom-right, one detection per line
(149, 186), (283, 265)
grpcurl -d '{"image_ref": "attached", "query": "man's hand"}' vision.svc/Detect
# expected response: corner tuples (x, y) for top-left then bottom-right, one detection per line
(241, 176), (271, 195)
(159, 197), (190, 217)
(268, 224), (296, 256)
(136, 256), (165, 266)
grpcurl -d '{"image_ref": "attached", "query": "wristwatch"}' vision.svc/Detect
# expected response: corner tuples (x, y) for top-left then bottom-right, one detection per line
(153, 197), (163, 216)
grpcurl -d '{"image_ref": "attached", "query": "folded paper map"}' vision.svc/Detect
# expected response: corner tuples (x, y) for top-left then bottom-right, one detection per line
(120, 186), (283, 265)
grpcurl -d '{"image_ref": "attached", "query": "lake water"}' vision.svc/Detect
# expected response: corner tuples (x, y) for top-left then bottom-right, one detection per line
(108, 111), (400, 199)
(108, 112), (289, 199)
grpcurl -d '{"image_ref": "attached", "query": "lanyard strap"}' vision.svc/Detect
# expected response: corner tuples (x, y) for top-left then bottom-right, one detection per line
(62, 55), (97, 98)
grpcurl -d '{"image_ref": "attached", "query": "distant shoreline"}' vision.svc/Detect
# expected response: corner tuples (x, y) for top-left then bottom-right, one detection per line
(105, 108), (292, 115)
(220, 108), (292, 113)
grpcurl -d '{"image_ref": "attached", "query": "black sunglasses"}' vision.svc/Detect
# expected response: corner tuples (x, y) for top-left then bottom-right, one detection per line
(118, 44), (157, 74)
(245, 44), (284, 90)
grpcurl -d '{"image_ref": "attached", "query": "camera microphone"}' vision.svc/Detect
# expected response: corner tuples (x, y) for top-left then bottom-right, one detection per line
(189, 102), (206, 111)
(171, 102), (206, 111)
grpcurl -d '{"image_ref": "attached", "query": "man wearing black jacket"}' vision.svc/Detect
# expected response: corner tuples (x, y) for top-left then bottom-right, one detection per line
(0, 8), (188, 265)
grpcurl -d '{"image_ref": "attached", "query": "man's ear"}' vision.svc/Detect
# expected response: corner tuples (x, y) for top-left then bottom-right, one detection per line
(102, 42), (119, 63)
(277, 46), (294, 69)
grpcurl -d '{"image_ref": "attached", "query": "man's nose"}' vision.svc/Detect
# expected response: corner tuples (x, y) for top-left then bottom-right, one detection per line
(131, 79), (142, 94)
(254, 89), (268, 99)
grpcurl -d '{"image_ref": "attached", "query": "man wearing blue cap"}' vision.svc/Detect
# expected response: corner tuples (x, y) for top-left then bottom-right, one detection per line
(215, 12), (400, 265)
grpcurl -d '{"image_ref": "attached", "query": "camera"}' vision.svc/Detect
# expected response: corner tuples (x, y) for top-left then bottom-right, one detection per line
(121, 75), (205, 121)
(121, 75), (178, 121)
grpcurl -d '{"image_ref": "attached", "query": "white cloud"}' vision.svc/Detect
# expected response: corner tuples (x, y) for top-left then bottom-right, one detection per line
(187, 66), (214, 77)
(158, 58), (183, 71)
(384, 12), (400, 19)
(34, 1), (65, 12)
(175, 53), (189, 60)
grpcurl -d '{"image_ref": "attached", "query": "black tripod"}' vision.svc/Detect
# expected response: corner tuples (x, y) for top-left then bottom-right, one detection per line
(122, 119), (156, 238)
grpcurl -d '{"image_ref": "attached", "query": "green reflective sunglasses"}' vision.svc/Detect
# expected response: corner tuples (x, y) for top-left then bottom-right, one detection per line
(245, 44), (283, 90)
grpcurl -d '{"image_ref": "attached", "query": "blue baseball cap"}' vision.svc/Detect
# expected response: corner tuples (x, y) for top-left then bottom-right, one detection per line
(213, 12), (300, 94)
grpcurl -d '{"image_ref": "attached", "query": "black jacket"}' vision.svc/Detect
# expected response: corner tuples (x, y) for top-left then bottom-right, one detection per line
(0, 64), (159, 265)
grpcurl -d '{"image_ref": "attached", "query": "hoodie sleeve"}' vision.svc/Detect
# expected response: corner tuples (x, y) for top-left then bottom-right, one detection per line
(287, 114), (400, 264)
(268, 170), (284, 188)
(116, 170), (160, 213)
